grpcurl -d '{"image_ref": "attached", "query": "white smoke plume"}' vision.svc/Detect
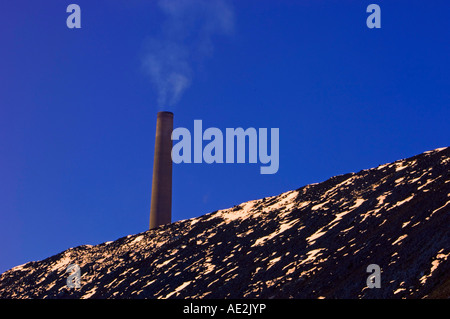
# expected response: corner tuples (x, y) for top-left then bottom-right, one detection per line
(142, 0), (235, 108)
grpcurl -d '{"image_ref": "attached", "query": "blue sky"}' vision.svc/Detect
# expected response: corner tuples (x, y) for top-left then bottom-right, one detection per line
(1, 0), (449, 273)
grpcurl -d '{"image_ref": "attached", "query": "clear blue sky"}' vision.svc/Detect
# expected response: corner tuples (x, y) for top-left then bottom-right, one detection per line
(1, 0), (449, 273)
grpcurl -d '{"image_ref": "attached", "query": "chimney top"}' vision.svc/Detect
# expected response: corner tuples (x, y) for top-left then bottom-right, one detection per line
(157, 111), (174, 117)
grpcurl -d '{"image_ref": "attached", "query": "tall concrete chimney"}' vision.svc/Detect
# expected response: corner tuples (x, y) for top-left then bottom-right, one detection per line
(149, 111), (173, 229)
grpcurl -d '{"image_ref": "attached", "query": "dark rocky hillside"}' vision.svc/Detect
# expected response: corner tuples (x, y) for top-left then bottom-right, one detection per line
(1, 147), (449, 299)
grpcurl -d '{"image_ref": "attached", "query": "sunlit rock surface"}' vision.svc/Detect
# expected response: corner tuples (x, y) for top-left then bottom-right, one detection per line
(1, 147), (449, 299)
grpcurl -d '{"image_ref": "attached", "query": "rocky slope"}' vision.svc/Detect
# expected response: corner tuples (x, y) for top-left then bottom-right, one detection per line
(1, 147), (449, 299)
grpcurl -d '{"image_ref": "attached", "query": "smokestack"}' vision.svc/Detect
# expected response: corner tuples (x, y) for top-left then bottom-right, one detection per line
(149, 111), (173, 229)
